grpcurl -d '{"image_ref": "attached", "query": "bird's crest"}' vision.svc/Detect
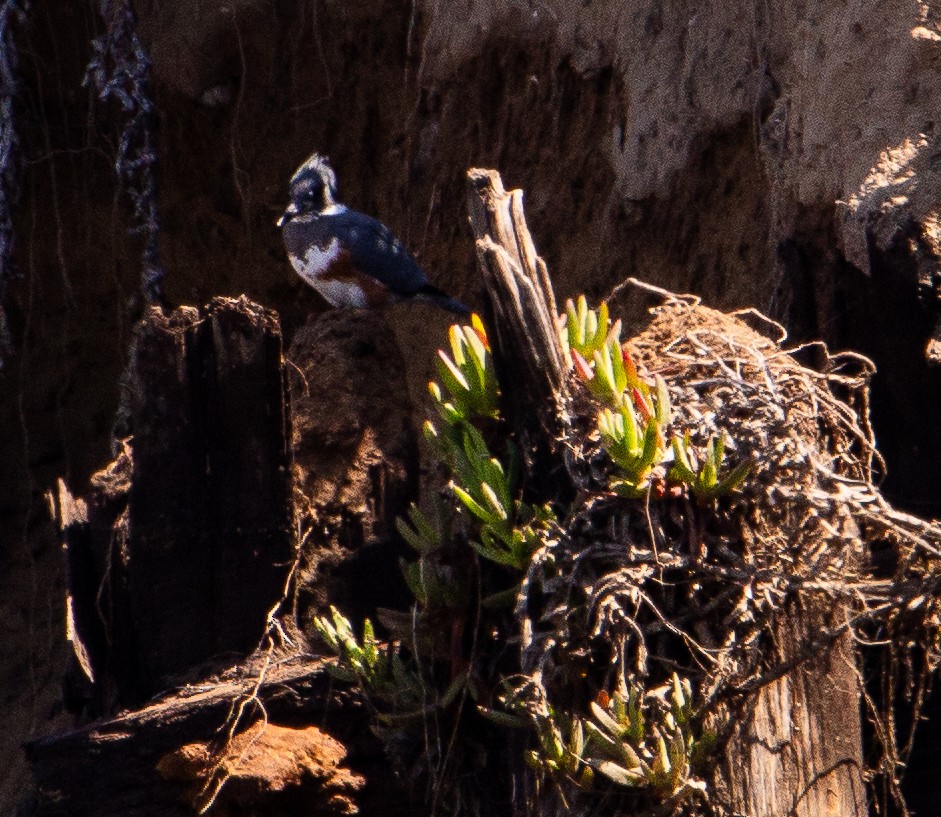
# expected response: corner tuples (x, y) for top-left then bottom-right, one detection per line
(289, 152), (337, 199)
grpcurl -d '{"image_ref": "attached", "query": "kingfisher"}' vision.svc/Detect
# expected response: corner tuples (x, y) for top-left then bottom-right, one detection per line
(277, 153), (469, 315)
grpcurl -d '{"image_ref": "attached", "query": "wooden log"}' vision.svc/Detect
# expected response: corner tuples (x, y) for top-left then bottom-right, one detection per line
(24, 656), (367, 817)
(48, 449), (134, 715)
(51, 480), (98, 706)
(124, 304), (214, 692)
(125, 297), (293, 696)
(198, 298), (292, 654)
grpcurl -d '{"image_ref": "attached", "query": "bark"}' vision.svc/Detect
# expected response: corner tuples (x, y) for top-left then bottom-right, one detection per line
(718, 604), (867, 817)
(466, 168), (569, 440)
(125, 297), (292, 694)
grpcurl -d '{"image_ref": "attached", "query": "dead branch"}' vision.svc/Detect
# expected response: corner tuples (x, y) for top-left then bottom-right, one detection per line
(466, 169), (569, 437)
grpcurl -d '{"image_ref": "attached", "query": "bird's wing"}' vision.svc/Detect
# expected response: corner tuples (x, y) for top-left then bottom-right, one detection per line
(322, 209), (430, 294)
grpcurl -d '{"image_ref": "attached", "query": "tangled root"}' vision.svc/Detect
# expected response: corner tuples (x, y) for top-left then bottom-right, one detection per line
(516, 282), (941, 814)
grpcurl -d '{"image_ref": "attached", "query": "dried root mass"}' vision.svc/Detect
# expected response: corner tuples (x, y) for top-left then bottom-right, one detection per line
(514, 282), (941, 815)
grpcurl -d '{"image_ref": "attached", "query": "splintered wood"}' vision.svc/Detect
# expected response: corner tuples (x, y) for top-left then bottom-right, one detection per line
(466, 168), (568, 435)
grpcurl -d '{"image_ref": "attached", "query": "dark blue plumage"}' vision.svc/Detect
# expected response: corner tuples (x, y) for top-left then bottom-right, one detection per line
(277, 153), (468, 315)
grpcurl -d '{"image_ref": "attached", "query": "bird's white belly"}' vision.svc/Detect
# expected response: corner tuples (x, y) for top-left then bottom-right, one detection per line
(290, 237), (369, 308)
(311, 278), (369, 308)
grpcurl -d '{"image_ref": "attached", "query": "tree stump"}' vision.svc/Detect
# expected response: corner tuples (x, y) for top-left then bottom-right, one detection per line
(56, 297), (294, 708)
(33, 299), (412, 817)
(465, 168), (569, 439)
(718, 603), (866, 816)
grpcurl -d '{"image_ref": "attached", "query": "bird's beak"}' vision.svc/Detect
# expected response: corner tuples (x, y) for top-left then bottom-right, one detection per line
(276, 202), (299, 228)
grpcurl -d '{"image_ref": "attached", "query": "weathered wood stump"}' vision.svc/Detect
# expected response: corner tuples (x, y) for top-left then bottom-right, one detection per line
(466, 168), (568, 439)
(718, 604), (866, 816)
(125, 298), (293, 695)
(57, 297), (294, 709)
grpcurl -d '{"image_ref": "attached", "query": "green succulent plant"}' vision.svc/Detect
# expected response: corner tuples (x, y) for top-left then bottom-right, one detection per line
(432, 421), (543, 570)
(562, 295), (618, 363)
(395, 502), (469, 609)
(526, 708), (596, 788)
(507, 674), (710, 800)
(670, 432), (751, 500)
(430, 315), (498, 424)
(583, 675), (709, 798)
(315, 304), (741, 814)
(313, 606), (403, 694)
(597, 375), (672, 496)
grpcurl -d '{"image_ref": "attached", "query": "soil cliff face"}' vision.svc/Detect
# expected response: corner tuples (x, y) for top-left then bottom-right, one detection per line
(135, 0), (941, 506)
(4, 0), (941, 812)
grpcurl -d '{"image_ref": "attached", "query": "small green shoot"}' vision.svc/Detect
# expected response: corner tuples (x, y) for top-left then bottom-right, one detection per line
(525, 709), (595, 787)
(597, 378), (672, 496)
(670, 432), (751, 499)
(313, 606), (397, 693)
(507, 674), (712, 800)
(396, 501), (449, 556)
(582, 676), (709, 798)
(430, 315), (498, 423)
(448, 425), (542, 569)
(562, 295), (619, 364)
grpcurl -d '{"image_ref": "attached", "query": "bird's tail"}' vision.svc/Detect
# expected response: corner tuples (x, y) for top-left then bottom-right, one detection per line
(417, 284), (471, 317)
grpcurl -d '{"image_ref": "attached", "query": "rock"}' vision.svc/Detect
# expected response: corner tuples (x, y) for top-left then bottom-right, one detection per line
(158, 721), (364, 817)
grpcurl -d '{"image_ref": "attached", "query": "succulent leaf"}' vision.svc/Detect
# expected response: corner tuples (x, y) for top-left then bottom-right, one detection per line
(596, 760), (645, 787)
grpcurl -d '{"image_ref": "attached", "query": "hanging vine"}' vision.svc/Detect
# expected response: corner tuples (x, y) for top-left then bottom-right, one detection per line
(85, 0), (164, 304)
